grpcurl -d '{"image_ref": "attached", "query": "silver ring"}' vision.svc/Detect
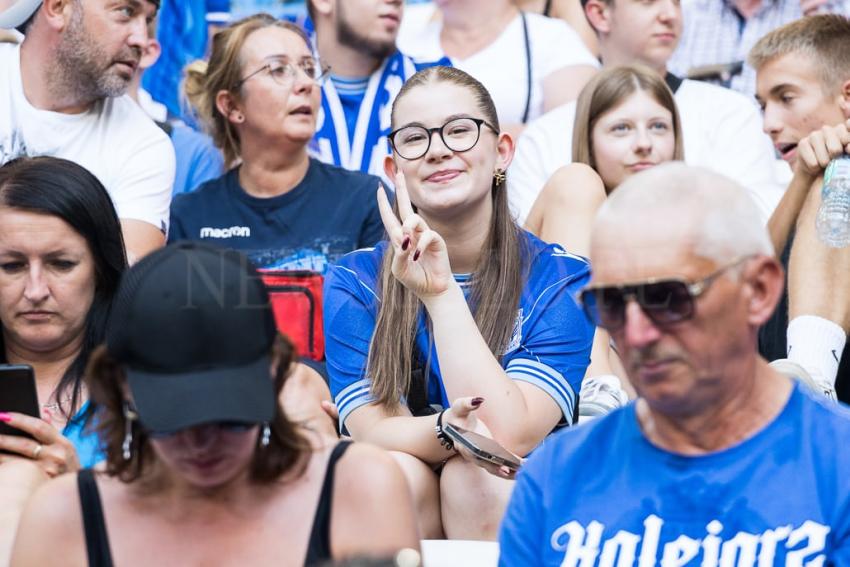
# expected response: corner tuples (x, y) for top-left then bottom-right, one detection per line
(32, 444), (43, 459)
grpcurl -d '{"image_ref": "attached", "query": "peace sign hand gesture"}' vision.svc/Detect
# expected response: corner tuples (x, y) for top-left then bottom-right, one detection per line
(377, 173), (455, 300)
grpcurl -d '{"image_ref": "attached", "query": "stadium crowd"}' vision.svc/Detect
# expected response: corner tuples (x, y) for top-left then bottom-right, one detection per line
(1, 0), (850, 564)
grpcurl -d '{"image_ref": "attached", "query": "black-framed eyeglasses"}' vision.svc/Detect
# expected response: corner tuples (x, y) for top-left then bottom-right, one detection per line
(578, 257), (751, 332)
(235, 58), (330, 90)
(388, 117), (499, 160)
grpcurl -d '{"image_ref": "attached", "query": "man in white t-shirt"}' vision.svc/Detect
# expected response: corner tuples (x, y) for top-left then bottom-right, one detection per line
(507, 0), (787, 225)
(0, 0), (175, 263)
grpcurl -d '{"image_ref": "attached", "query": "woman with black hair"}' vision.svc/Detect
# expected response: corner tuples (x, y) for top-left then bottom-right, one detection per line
(0, 156), (127, 472)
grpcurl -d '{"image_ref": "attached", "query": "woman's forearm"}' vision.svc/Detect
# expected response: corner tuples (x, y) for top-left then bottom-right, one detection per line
(421, 286), (542, 450)
(347, 411), (452, 466)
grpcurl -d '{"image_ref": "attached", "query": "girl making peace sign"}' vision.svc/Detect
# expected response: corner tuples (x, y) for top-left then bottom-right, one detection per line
(323, 66), (594, 540)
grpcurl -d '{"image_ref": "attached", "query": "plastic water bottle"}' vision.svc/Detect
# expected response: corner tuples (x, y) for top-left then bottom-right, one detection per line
(816, 155), (850, 248)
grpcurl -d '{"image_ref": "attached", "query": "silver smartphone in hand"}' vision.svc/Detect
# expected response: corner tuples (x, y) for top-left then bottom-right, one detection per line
(443, 423), (523, 472)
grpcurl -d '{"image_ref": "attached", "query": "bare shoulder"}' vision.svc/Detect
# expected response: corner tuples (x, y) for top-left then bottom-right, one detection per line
(329, 443), (419, 556)
(546, 164), (607, 205)
(334, 442), (403, 488)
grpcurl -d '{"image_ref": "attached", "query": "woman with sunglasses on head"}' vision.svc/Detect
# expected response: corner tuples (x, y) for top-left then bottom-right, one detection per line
(11, 243), (419, 567)
(521, 65), (685, 417)
(323, 66), (595, 540)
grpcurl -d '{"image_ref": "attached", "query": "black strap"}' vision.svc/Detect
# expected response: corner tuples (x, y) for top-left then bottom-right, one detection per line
(406, 351), (435, 416)
(520, 11), (533, 124)
(664, 72), (684, 94)
(155, 120), (173, 137)
(543, 0), (553, 16)
(304, 441), (354, 566)
(77, 469), (114, 567)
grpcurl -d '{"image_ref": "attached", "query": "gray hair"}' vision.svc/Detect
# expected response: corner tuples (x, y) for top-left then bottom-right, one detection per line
(593, 162), (774, 265)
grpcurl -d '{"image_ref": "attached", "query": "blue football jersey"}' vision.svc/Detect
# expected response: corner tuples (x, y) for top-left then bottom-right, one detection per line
(323, 232), (594, 432)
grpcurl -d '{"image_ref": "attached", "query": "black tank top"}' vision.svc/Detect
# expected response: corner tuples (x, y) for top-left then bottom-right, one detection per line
(77, 441), (354, 567)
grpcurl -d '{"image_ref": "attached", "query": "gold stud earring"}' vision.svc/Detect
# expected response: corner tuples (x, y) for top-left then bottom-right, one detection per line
(493, 169), (506, 185)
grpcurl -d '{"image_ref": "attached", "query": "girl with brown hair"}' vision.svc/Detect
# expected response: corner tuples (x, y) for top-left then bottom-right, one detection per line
(524, 64), (685, 412)
(323, 66), (595, 540)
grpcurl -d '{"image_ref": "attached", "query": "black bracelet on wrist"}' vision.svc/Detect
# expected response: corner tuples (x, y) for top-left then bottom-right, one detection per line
(435, 410), (454, 451)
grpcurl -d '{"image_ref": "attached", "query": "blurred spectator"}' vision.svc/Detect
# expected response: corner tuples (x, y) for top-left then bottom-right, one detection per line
(170, 15), (383, 274)
(0, 0), (175, 263)
(141, 0), (209, 119)
(508, 0), (785, 226)
(751, 15), (850, 401)
(128, 7), (224, 195)
(514, 0), (597, 55)
(398, 0), (598, 135)
(308, 0), (438, 179)
(10, 242), (419, 566)
(0, 156), (126, 564)
(524, 64), (685, 413)
(324, 66), (594, 540)
(499, 163), (850, 566)
(669, 0), (850, 97)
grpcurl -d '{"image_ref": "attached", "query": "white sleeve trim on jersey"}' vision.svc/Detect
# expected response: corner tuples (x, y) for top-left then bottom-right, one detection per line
(506, 358), (576, 421)
(332, 265), (381, 302)
(335, 378), (375, 432)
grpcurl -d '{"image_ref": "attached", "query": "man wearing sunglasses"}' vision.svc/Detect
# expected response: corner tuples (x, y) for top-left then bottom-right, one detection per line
(499, 163), (850, 566)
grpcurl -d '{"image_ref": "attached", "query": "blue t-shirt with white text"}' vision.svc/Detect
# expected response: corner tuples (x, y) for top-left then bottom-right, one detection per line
(499, 383), (850, 566)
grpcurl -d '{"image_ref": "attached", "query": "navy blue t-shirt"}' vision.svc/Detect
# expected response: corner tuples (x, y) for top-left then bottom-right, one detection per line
(168, 158), (385, 273)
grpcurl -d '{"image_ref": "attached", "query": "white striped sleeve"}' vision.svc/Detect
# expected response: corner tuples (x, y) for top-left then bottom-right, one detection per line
(334, 379), (376, 432)
(505, 358), (577, 421)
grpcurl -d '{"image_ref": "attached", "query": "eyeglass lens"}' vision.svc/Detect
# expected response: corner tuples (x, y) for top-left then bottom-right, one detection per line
(393, 118), (482, 160)
(583, 281), (695, 330)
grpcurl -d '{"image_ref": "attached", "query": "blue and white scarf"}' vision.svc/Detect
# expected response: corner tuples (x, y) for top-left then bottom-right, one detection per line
(310, 51), (447, 179)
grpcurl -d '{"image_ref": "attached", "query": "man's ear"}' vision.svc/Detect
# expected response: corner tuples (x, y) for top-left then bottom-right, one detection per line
(40, 0), (75, 31)
(744, 256), (785, 327)
(310, 0), (333, 18)
(584, 0), (612, 35)
(215, 89), (245, 125)
(838, 78), (850, 119)
(139, 38), (161, 71)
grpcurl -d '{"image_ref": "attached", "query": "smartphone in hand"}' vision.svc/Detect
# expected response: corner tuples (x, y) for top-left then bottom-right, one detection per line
(443, 423), (523, 472)
(0, 364), (40, 439)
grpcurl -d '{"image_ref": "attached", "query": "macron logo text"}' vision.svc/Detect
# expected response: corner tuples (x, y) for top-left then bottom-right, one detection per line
(199, 226), (251, 239)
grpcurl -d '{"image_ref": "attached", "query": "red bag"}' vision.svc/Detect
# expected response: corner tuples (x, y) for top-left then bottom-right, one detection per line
(259, 270), (324, 361)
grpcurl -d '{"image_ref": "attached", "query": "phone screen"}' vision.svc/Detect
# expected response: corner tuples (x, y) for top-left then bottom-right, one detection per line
(0, 364), (39, 438)
(443, 424), (523, 471)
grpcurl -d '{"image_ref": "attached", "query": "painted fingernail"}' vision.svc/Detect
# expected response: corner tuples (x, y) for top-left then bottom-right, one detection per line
(402, 237), (410, 251)
(471, 397), (484, 407)
(413, 250), (421, 261)
(0, 412), (10, 422)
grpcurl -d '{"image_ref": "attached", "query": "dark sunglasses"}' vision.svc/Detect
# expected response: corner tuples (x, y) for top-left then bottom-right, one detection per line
(579, 257), (751, 331)
(146, 421), (257, 439)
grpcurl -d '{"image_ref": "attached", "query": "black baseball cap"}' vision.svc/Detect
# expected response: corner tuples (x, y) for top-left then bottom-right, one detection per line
(107, 242), (277, 435)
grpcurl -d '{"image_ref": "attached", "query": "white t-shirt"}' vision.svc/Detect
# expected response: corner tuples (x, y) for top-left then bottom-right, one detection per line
(398, 9), (599, 125)
(508, 77), (790, 225)
(0, 43), (175, 231)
